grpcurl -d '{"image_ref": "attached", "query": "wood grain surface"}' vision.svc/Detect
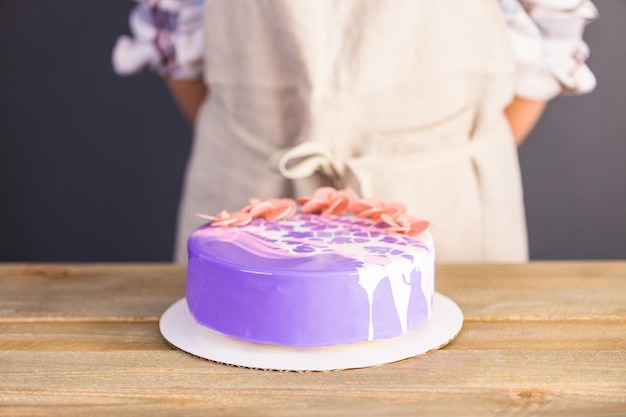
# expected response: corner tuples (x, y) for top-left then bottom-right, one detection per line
(1, 262), (625, 416)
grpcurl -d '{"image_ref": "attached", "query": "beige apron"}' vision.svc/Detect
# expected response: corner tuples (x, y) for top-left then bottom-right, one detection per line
(175, 0), (528, 263)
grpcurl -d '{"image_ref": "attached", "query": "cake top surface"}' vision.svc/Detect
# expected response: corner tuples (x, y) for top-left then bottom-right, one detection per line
(190, 213), (433, 273)
(189, 188), (433, 274)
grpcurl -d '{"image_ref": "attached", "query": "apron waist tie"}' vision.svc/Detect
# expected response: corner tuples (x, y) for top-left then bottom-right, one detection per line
(214, 99), (476, 197)
(212, 101), (360, 192)
(273, 141), (349, 191)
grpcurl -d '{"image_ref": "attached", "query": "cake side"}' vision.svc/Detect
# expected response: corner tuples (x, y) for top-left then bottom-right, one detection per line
(186, 213), (435, 347)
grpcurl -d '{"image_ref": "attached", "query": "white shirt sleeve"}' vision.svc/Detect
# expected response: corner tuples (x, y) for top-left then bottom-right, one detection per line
(500, 0), (598, 100)
(112, 0), (204, 79)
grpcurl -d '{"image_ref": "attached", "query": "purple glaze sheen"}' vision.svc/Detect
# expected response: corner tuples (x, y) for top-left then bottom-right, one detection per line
(187, 243), (370, 346)
(186, 214), (434, 347)
(407, 268), (432, 328)
(371, 277), (403, 339)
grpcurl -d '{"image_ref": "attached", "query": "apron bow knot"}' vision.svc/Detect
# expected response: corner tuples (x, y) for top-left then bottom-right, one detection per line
(274, 141), (346, 189)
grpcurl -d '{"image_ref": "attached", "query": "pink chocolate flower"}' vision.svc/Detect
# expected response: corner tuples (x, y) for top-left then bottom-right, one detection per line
(298, 187), (355, 215)
(196, 197), (298, 227)
(196, 187), (431, 236)
(245, 198), (297, 222)
(350, 197), (431, 237)
(350, 198), (407, 222)
(196, 210), (253, 227)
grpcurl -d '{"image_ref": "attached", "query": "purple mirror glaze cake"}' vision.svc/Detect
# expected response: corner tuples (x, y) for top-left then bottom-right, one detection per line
(185, 189), (435, 348)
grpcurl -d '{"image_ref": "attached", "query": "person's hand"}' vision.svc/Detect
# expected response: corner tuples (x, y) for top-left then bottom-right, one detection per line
(504, 96), (547, 146)
(165, 77), (209, 125)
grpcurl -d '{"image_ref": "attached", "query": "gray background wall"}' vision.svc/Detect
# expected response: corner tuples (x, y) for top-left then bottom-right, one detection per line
(1, 1), (625, 262)
(519, 0), (626, 259)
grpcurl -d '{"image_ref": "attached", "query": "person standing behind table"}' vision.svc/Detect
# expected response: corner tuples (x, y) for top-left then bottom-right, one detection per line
(113, 0), (597, 263)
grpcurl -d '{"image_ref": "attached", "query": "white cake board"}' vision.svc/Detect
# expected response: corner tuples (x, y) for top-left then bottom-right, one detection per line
(159, 293), (463, 372)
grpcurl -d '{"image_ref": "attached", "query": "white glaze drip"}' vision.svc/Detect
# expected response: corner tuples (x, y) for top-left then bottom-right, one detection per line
(357, 257), (417, 340)
(421, 259), (435, 318)
(388, 269), (411, 334)
(357, 268), (386, 340)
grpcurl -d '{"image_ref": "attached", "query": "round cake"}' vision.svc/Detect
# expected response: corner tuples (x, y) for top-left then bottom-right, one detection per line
(185, 189), (435, 347)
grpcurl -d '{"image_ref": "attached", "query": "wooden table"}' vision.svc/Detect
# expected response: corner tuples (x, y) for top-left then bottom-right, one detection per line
(1, 262), (625, 416)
